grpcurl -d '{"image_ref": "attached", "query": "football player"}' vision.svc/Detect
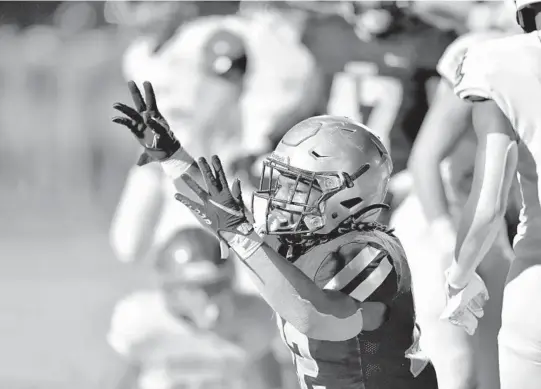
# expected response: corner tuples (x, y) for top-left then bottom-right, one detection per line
(111, 7), (320, 294)
(108, 226), (281, 389)
(393, 11), (519, 388)
(439, 1), (541, 389)
(112, 81), (438, 389)
(110, 26), (248, 266)
(302, 1), (456, 178)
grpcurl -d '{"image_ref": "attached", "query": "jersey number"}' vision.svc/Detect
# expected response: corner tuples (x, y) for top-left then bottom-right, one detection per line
(328, 62), (403, 151)
(277, 318), (325, 389)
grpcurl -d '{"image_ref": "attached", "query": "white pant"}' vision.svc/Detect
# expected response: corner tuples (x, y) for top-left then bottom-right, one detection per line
(498, 254), (541, 389)
(391, 194), (512, 389)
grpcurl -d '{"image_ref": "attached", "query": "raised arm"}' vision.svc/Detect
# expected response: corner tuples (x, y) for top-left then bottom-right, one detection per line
(112, 81), (205, 200)
(173, 156), (387, 341)
(112, 81), (386, 340)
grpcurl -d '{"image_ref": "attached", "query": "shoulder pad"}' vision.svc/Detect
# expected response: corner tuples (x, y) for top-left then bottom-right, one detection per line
(453, 42), (495, 102)
(437, 31), (503, 86)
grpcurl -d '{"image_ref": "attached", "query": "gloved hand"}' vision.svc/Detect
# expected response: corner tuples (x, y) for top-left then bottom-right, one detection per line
(440, 268), (489, 335)
(112, 80), (180, 166)
(174, 155), (253, 240)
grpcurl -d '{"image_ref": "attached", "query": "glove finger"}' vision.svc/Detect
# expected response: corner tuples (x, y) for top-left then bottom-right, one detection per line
(143, 81), (160, 116)
(211, 155), (229, 193)
(440, 292), (464, 320)
(180, 173), (208, 201)
(112, 116), (138, 133)
(198, 157), (221, 193)
(231, 178), (243, 203)
(446, 308), (476, 335)
(113, 102), (143, 122)
(469, 297), (486, 318)
(219, 241), (230, 260)
(128, 80), (147, 112)
(145, 116), (168, 138)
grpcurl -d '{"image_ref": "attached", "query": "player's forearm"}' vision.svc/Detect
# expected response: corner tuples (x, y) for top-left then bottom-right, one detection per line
(448, 208), (504, 289)
(226, 231), (364, 340)
(411, 157), (450, 222)
(110, 165), (164, 263)
(159, 147), (204, 202)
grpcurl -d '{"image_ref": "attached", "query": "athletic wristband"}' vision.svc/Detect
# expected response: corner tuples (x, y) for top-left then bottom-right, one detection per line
(226, 225), (263, 260)
(160, 147), (196, 180)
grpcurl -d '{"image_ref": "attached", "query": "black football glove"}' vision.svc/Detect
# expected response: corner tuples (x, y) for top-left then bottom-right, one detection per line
(112, 80), (180, 166)
(174, 155), (252, 239)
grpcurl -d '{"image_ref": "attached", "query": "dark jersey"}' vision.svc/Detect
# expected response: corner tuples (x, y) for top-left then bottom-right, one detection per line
(278, 231), (437, 389)
(302, 14), (456, 174)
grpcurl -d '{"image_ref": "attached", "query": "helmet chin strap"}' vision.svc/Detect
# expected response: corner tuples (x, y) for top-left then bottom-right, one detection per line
(275, 202), (392, 260)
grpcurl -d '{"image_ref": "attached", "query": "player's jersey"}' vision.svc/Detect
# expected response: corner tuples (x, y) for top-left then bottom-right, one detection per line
(276, 231), (436, 389)
(454, 31), (541, 259)
(436, 31), (511, 219)
(109, 290), (276, 389)
(303, 14), (456, 174)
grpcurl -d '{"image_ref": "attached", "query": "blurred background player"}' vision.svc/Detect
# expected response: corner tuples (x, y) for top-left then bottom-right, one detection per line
(110, 12), (248, 266)
(391, 2), (519, 388)
(441, 1), (541, 389)
(110, 2), (319, 295)
(108, 227), (282, 389)
(297, 1), (457, 222)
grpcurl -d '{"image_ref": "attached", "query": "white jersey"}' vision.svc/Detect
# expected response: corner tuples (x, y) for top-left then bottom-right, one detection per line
(120, 14), (318, 293)
(109, 290), (275, 389)
(454, 31), (541, 258)
(122, 13), (319, 154)
(436, 31), (510, 217)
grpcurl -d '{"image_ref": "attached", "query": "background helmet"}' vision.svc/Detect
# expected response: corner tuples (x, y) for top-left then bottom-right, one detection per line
(155, 227), (235, 295)
(253, 115), (393, 236)
(514, 0), (541, 32)
(202, 29), (248, 80)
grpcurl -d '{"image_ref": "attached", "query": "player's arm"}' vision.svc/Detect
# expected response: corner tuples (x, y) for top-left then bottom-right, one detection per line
(171, 156), (387, 342)
(112, 81), (206, 199)
(447, 99), (518, 289)
(232, 238), (387, 341)
(408, 78), (471, 249)
(109, 163), (164, 264)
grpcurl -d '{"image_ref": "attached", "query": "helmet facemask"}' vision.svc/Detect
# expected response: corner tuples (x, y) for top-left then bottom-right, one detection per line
(252, 152), (371, 238)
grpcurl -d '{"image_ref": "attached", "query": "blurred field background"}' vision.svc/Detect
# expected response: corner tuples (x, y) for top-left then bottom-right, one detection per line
(0, 2), (156, 387)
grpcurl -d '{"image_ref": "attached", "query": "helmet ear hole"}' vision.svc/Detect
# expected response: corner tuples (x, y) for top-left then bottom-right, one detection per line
(340, 197), (364, 209)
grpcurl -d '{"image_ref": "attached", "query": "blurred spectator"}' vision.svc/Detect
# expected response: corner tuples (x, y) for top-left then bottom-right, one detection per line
(53, 2), (99, 35)
(107, 227), (282, 389)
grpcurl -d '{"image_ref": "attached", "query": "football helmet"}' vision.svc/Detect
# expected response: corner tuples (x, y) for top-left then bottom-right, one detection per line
(155, 227), (235, 294)
(154, 227), (235, 328)
(202, 29), (248, 79)
(252, 116), (393, 236)
(514, 0), (541, 32)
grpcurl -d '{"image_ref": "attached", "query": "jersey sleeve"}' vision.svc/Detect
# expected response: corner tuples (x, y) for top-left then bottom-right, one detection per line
(316, 242), (397, 305)
(437, 32), (501, 87)
(437, 36), (471, 85)
(453, 44), (494, 101)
